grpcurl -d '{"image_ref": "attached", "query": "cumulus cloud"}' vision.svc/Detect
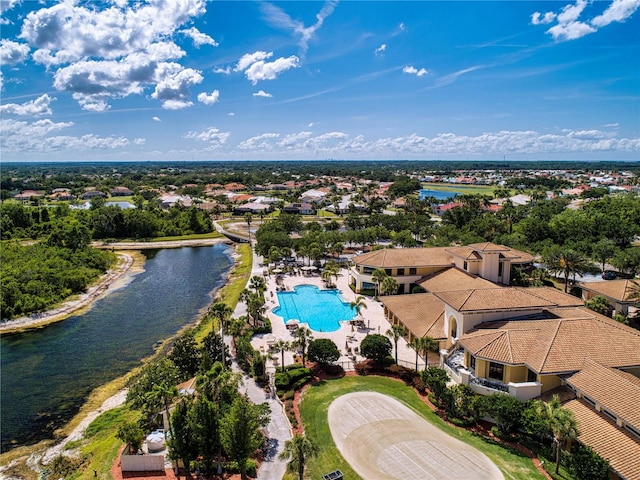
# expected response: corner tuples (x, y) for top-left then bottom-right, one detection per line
(253, 90), (273, 97)
(198, 89), (220, 105)
(532, 0), (639, 41)
(180, 27), (218, 47)
(228, 112), (235, 116)
(238, 132), (279, 150)
(374, 44), (387, 55)
(17, 0), (207, 109)
(244, 55), (299, 84)
(260, 1), (338, 57)
(152, 116), (161, 121)
(0, 94), (55, 116)
(213, 66), (231, 75)
(402, 65), (428, 76)
(0, 39), (30, 64)
(235, 51), (272, 72)
(0, 118), (132, 153)
(184, 127), (231, 146)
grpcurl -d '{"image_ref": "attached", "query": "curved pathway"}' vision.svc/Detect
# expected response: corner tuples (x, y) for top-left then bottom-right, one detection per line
(329, 392), (504, 480)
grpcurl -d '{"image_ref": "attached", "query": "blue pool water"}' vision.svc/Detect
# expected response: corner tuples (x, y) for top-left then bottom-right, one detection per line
(273, 285), (355, 332)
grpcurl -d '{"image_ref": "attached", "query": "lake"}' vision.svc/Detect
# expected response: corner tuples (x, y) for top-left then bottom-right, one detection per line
(419, 189), (464, 201)
(0, 244), (233, 451)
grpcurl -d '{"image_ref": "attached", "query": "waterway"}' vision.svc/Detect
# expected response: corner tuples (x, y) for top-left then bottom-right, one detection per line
(1, 244), (233, 451)
(419, 188), (464, 201)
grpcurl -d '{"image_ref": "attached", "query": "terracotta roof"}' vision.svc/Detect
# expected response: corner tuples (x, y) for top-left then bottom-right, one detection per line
(419, 268), (499, 293)
(445, 246), (482, 260)
(460, 310), (640, 374)
(580, 279), (640, 303)
(564, 399), (640, 480)
(380, 294), (445, 340)
(434, 287), (555, 312)
(514, 287), (584, 307)
(566, 359), (640, 430)
(468, 242), (511, 252)
(354, 247), (453, 268)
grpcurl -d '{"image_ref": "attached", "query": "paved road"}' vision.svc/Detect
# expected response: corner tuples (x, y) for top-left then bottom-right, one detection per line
(228, 242), (292, 480)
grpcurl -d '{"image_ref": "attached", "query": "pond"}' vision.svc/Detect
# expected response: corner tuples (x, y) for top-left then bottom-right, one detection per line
(0, 244), (233, 451)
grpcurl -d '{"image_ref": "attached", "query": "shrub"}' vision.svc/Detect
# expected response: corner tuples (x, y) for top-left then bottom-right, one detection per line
(567, 443), (610, 480)
(223, 459), (257, 477)
(354, 361), (371, 375)
(308, 338), (340, 366)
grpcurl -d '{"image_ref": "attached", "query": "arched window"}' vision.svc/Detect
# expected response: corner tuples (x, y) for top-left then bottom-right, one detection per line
(449, 316), (458, 340)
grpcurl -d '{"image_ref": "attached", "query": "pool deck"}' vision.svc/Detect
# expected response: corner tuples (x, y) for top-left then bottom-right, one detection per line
(252, 260), (420, 371)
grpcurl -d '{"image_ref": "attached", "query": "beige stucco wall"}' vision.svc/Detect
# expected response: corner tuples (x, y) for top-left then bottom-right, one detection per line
(504, 365), (529, 383)
(539, 374), (563, 393)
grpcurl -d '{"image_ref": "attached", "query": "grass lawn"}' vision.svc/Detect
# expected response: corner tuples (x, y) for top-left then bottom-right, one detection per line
(150, 231), (223, 242)
(298, 376), (547, 480)
(421, 182), (497, 196)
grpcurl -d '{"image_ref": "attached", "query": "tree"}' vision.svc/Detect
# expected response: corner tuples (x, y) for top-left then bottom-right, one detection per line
(292, 327), (314, 367)
(148, 382), (178, 440)
(168, 397), (198, 476)
(127, 358), (180, 429)
(473, 394), (524, 435)
(272, 339), (291, 372)
(543, 248), (592, 292)
(47, 217), (91, 251)
(116, 421), (144, 455)
(380, 275), (399, 296)
(421, 366), (450, 405)
(202, 330), (231, 368)
(190, 396), (220, 475)
(221, 395), (269, 480)
(307, 338), (340, 367)
(249, 275), (267, 297)
(591, 239), (618, 272)
(360, 333), (392, 366)
(567, 443), (610, 480)
(244, 212), (253, 245)
(408, 336), (438, 370)
(385, 324), (407, 365)
(533, 394), (579, 475)
(208, 302), (234, 366)
(627, 280), (640, 308)
(169, 331), (201, 380)
(278, 433), (319, 480)
(584, 295), (612, 316)
(321, 264), (338, 288)
(349, 295), (367, 318)
(371, 268), (388, 297)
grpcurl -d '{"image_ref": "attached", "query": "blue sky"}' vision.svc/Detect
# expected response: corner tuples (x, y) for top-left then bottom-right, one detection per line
(1, 0), (639, 162)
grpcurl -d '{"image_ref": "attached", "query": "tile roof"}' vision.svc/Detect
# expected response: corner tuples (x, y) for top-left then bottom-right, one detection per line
(564, 399), (640, 480)
(380, 294), (446, 339)
(514, 287), (584, 307)
(434, 287), (555, 312)
(566, 359), (640, 431)
(354, 247), (453, 268)
(460, 310), (640, 374)
(580, 279), (640, 303)
(418, 268), (499, 293)
(445, 246), (482, 260)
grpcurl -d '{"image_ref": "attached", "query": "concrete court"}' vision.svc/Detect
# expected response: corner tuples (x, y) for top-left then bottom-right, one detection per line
(328, 392), (504, 480)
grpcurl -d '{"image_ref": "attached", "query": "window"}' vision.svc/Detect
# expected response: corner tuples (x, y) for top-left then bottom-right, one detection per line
(409, 267), (417, 275)
(363, 267), (374, 274)
(397, 268), (405, 276)
(498, 261), (504, 277)
(488, 362), (504, 381)
(469, 355), (476, 371)
(463, 261), (468, 271)
(527, 369), (537, 383)
(385, 269), (392, 276)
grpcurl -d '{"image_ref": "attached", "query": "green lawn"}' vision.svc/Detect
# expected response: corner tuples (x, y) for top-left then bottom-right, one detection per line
(150, 231), (223, 242)
(298, 376), (546, 480)
(421, 182), (497, 196)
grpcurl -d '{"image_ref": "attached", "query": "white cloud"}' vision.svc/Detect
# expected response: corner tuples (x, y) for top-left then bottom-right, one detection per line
(214, 66), (231, 75)
(308, 122), (314, 127)
(278, 131), (313, 148)
(402, 65), (428, 76)
(399, 22), (406, 31)
(133, 137), (146, 145)
(0, 39), (30, 64)
(228, 112), (235, 116)
(0, 118), (133, 153)
(532, 0), (638, 41)
(17, 0), (207, 109)
(0, 94), (55, 116)
(180, 27), (218, 47)
(374, 44), (387, 55)
(0, 0), (20, 18)
(244, 55), (300, 84)
(152, 116), (161, 122)
(531, 11), (557, 25)
(260, 1), (338, 57)
(591, 0), (640, 27)
(235, 51), (272, 72)
(238, 132), (279, 150)
(198, 89), (220, 105)
(253, 90), (273, 98)
(184, 127), (231, 146)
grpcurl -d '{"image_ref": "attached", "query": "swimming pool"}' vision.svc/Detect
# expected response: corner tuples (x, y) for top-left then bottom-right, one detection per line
(273, 284), (355, 332)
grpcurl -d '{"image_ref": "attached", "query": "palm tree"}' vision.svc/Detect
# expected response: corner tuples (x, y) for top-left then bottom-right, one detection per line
(272, 339), (290, 372)
(349, 295), (368, 320)
(534, 394), (579, 474)
(408, 336), (438, 370)
(227, 317), (247, 351)
(321, 264), (338, 288)
(278, 433), (319, 480)
(371, 268), (388, 297)
(148, 382), (178, 440)
(380, 275), (399, 296)
(208, 302), (234, 365)
(386, 324), (407, 365)
(249, 275), (267, 297)
(544, 248), (592, 292)
(626, 280), (640, 308)
(292, 327), (314, 366)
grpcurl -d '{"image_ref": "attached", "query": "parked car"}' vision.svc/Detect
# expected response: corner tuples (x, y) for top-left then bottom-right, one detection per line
(602, 270), (617, 280)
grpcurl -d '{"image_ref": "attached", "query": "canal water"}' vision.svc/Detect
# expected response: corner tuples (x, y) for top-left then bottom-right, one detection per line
(1, 244), (233, 451)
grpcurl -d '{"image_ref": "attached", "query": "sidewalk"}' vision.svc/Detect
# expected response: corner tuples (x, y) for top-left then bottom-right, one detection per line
(229, 244), (292, 480)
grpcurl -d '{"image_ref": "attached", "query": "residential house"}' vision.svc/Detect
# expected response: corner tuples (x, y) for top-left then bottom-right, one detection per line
(110, 186), (133, 196)
(14, 190), (45, 202)
(224, 182), (245, 192)
(282, 203), (315, 215)
(580, 279), (639, 317)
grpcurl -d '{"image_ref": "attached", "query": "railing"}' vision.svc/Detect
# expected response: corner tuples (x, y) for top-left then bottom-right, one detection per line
(469, 375), (509, 393)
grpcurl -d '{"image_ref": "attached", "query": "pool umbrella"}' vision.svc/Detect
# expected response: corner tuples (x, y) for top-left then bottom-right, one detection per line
(286, 319), (300, 325)
(273, 268), (283, 273)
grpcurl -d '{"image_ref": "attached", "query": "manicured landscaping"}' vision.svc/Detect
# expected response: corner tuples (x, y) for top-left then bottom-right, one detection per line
(298, 376), (547, 480)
